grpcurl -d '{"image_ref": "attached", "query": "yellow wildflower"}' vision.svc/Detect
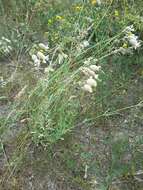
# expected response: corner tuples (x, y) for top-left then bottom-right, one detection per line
(127, 32), (133, 37)
(40, 49), (44, 53)
(91, 0), (96, 5)
(56, 15), (64, 20)
(122, 43), (128, 48)
(114, 10), (119, 17)
(48, 19), (52, 24)
(75, 6), (82, 11)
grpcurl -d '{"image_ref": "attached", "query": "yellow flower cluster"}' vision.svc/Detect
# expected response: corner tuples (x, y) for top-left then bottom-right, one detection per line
(48, 19), (52, 25)
(91, 0), (97, 5)
(56, 15), (64, 20)
(114, 10), (119, 17)
(122, 43), (128, 49)
(75, 6), (82, 11)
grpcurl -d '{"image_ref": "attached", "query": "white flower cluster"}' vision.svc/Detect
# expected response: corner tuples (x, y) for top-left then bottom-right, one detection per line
(124, 25), (141, 49)
(80, 40), (89, 49)
(58, 52), (68, 65)
(81, 60), (101, 93)
(0, 36), (12, 55)
(124, 25), (134, 33)
(113, 25), (141, 55)
(44, 66), (54, 74)
(31, 43), (49, 68)
(97, 0), (101, 6)
(77, 40), (90, 53)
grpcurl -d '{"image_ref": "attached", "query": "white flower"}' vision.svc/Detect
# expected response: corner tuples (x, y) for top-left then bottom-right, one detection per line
(83, 40), (89, 47)
(39, 43), (49, 51)
(43, 60), (47, 64)
(31, 54), (41, 67)
(84, 57), (92, 65)
(37, 51), (46, 61)
(58, 53), (68, 65)
(128, 33), (138, 40)
(86, 77), (97, 87)
(124, 32), (141, 50)
(85, 17), (93, 23)
(89, 65), (101, 72)
(81, 67), (90, 76)
(97, 0), (101, 5)
(45, 55), (49, 61)
(125, 31), (141, 49)
(117, 47), (128, 55)
(44, 66), (54, 73)
(125, 25), (135, 33)
(82, 84), (93, 93)
(32, 54), (38, 61)
(81, 67), (96, 77)
(84, 57), (98, 66)
(94, 74), (99, 80)
(80, 40), (89, 49)
(34, 59), (40, 67)
(127, 34), (139, 48)
(128, 37), (140, 49)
